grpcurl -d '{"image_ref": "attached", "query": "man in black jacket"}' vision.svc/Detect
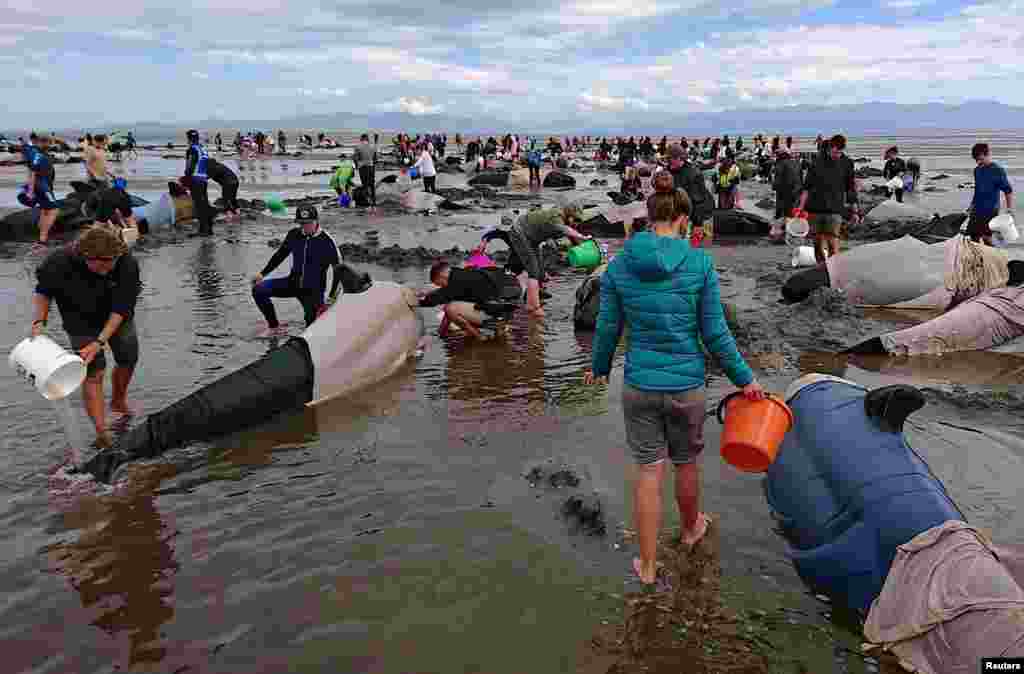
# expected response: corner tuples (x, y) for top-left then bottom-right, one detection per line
(666, 144), (712, 237)
(797, 134), (861, 264)
(418, 261), (522, 339)
(772, 146), (802, 219)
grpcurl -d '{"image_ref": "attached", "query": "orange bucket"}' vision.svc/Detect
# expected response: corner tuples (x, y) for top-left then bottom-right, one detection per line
(716, 392), (794, 473)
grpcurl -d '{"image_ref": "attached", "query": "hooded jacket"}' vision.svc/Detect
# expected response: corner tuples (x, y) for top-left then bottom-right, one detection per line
(591, 232), (753, 392)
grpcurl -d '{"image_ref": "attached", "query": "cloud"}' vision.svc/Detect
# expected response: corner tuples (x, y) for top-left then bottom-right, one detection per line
(298, 87), (348, 97)
(378, 97), (445, 116)
(0, 0), (1022, 127)
(578, 90), (651, 112)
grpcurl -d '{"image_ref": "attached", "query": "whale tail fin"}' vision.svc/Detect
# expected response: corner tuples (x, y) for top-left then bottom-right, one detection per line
(81, 337), (315, 483)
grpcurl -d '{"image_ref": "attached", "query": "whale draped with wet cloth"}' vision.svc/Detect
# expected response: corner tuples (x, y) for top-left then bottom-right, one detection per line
(78, 280), (423, 483)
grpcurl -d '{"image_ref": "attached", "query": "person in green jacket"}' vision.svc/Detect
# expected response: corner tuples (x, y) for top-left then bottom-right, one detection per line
(585, 173), (764, 589)
(330, 155), (356, 197)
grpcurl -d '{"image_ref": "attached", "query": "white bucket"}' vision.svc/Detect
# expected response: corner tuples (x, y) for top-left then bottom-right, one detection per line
(785, 217), (809, 238)
(792, 245), (822, 268)
(990, 214), (1019, 242)
(8, 335), (87, 400)
(122, 226), (139, 247)
(887, 176), (904, 191)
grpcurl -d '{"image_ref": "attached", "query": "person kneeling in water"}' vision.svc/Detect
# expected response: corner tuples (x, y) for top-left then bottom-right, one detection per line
(251, 206), (345, 333)
(417, 260), (522, 340)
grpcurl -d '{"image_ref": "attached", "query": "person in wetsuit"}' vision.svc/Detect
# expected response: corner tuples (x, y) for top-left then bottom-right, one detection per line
(25, 134), (60, 244)
(205, 157), (240, 217)
(251, 206), (344, 332)
(183, 129), (214, 236)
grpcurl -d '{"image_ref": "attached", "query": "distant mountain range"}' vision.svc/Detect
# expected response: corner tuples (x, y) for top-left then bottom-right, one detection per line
(11, 100), (1024, 140)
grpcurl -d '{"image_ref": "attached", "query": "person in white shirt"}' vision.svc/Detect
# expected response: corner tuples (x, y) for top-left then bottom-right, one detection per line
(412, 147), (438, 193)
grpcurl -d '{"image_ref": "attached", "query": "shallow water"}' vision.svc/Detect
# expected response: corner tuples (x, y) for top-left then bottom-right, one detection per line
(1, 213), (1023, 672)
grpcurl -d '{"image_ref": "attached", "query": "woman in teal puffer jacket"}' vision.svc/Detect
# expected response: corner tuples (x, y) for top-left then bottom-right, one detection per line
(585, 172), (764, 588)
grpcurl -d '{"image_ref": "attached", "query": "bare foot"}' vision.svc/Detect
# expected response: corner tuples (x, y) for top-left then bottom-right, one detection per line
(632, 557), (667, 587)
(94, 430), (114, 449)
(256, 324), (290, 337)
(678, 512), (712, 547)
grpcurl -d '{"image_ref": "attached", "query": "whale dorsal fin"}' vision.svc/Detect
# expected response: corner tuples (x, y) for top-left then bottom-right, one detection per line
(864, 385), (926, 433)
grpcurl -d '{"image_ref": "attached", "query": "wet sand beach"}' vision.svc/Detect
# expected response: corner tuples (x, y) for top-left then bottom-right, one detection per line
(1, 136), (1023, 673)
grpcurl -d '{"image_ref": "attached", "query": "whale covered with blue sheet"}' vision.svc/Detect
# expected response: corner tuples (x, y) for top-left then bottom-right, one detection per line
(764, 375), (963, 615)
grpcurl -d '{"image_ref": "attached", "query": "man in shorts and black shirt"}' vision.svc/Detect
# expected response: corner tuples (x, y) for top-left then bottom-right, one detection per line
(797, 134), (861, 265)
(32, 225), (142, 447)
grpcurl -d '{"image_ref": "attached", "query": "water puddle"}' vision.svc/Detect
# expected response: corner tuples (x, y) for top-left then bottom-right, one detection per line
(799, 349), (1024, 388)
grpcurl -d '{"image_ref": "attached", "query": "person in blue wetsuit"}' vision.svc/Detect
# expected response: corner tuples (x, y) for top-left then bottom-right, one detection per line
(967, 142), (1014, 245)
(24, 134), (60, 243)
(184, 129), (214, 236)
(251, 206), (344, 332)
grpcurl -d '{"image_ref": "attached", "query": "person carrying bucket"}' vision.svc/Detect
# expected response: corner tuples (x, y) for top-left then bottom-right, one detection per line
(31, 224), (142, 448)
(584, 172), (764, 589)
(476, 205), (589, 318)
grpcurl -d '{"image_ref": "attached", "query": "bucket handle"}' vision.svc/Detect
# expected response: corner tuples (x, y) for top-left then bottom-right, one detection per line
(716, 391), (785, 424)
(715, 391), (743, 425)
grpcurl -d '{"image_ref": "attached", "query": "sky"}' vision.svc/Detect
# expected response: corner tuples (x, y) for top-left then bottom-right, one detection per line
(1, 0), (1023, 129)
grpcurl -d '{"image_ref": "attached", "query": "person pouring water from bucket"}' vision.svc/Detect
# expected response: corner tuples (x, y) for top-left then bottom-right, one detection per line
(474, 205), (590, 318)
(30, 224), (142, 448)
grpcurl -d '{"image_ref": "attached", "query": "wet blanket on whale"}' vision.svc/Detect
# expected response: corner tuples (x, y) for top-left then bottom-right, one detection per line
(863, 521), (1024, 674)
(879, 286), (1024, 355)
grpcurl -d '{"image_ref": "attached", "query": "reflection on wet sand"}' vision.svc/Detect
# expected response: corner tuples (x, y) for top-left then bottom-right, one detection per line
(800, 349), (1024, 387)
(44, 465), (179, 668)
(441, 313), (555, 437)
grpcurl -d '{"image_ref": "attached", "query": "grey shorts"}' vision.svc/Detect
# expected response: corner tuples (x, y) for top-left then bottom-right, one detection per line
(508, 224), (543, 281)
(809, 213), (843, 236)
(622, 384), (706, 465)
(69, 320), (139, 376)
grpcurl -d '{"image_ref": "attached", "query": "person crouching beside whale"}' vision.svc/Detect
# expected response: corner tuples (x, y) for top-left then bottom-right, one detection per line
(251, 206), (344, 335)
(31, 224), (141, 448)
(417, 260), (522, 340)
(84, 177), (137, 229)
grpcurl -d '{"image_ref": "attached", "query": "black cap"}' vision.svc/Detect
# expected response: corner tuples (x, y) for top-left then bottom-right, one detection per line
(295, 205), (318, 223)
